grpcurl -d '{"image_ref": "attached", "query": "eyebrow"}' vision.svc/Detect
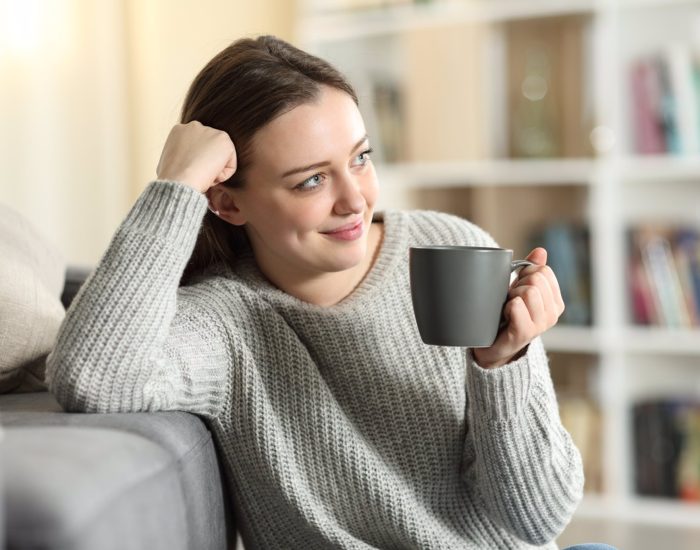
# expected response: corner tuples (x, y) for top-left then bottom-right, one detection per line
(280, 134), (369, 178)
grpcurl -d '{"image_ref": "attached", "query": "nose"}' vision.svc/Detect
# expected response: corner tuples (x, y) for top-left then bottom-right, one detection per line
(332, 170), (365, 215)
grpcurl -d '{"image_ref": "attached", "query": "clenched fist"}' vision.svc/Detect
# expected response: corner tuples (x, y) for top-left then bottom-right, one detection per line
(156, 121), (237, 194)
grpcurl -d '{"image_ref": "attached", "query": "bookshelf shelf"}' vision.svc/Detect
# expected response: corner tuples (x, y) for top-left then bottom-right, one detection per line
(377, 158), (596, 188)
(619, 155), (700, 182)
(622, 326), (700, 355)
(619, 0), (700, 10)
(541, 325), (602, 353)
(301, 0), (598, 44)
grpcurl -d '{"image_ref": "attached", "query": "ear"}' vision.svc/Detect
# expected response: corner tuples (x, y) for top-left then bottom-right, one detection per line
(206, 186), (247, 226)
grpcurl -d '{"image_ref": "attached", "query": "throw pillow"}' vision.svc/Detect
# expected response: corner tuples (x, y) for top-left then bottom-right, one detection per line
(0, 203), (66, 393)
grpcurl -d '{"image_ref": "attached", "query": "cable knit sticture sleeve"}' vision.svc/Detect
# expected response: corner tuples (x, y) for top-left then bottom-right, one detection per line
(46, 180), (231, 417)
(463, 338), (584, 545)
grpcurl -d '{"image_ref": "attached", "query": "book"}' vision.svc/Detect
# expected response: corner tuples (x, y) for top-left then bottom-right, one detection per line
(673, 236), (700, 326)
(676, 406), (700, 502)
(630, 226), (692, 328)
(628, 256), (658, 325)
(633, 400), (683, 498)
(630, 59), (667, 155)
(633, 399), (700, 500)
(402, 21), (490, 161)
(675, 228), (700, 323)
(627, 225), (700, 328)
(663, 43), (700, 155)
(528, 222), (592, 326)
(656, 55), (682, 155)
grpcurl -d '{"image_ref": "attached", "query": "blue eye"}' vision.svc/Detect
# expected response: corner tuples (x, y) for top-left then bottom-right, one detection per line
(353, 148), (373, 166)
(295, 174), (323, 191)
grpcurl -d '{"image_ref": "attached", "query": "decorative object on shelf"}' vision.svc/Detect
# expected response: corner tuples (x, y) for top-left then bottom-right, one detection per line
(560, 396), (603, 494)
(550, 352), (602, 494)
(370, 78), (406, 163)
(506, 14), (593, 158)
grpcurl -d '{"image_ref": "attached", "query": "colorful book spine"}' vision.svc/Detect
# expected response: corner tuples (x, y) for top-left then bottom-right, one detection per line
(664, 43), (700, 155)
(631, 45), (700, 156)
(640, 233), (691, 328)
(627, 225), (700, 328)
(630, 60), (667, 154)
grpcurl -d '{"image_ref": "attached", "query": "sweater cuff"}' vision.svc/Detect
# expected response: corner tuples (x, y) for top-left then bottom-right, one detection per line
(122, 180), (208, 245)
(466, 337), (548, 422)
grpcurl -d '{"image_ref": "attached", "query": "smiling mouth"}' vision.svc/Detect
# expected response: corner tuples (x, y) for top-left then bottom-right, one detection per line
(320, 219), (364, 241)
(321, 219), (363, 234)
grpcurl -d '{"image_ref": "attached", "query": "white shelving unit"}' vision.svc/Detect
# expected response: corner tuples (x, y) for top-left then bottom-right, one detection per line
(297, 0), (700, 534)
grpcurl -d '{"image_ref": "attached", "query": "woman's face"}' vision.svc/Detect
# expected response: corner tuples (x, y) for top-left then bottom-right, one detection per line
(228, 85), (379, 282)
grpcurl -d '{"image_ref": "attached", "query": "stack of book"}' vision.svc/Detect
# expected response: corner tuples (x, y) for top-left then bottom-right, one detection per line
(627, 226), (700, 328)
(630, 43), (700, 155)
(633, 399), (700, 502)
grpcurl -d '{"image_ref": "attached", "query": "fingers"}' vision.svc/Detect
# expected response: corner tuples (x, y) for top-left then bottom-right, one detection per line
(514, 271), (554, 316)
(215, 164), (236, 184)
(508, 284), (547, 329)
(474, 248), (565, 369)
(512, 265), (565, 318)
(524, 246), (547, 266)
(506, 265), (566, 342)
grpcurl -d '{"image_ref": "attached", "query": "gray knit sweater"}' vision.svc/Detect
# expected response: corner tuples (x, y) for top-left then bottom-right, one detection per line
(47, 180), (583, 549)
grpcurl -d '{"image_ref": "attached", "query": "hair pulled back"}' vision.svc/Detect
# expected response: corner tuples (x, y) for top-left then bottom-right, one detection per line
(180, 35), (358, 285)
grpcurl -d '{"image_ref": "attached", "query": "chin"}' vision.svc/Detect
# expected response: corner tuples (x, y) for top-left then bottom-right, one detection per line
(322, 244), (367, 273)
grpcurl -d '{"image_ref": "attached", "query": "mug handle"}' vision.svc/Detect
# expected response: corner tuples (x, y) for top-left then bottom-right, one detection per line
(508, 259), (536, 288)
(511, 260), (535, 271)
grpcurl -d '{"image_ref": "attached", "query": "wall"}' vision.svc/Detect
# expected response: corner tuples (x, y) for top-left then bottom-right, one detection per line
(0, 0), (296, 266)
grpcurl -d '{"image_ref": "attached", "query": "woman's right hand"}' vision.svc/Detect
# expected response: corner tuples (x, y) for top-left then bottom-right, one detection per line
(156, 121), (237, 194)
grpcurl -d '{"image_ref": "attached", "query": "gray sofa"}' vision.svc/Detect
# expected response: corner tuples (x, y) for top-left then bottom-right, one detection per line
(0, 267), (237, 550)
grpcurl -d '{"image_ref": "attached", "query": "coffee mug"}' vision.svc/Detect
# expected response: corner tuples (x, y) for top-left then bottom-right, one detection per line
(409, 246), (534, 347)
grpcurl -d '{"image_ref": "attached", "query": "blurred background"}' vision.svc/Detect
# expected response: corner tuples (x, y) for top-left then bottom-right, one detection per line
(2, 0), (700, 548)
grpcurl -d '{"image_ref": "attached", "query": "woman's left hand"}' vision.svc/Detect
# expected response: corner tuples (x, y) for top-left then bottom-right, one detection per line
(472, 247), (565, 369)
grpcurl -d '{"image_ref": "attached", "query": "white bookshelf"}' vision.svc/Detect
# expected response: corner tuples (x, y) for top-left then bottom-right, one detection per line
(297, 0), (700, 535)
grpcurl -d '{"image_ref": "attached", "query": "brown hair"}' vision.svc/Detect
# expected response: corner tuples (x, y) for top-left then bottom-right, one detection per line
(179, 35), (358, 285)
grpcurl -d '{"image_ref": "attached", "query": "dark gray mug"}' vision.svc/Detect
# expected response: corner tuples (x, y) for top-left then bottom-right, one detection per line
(409, 246), (534, 347)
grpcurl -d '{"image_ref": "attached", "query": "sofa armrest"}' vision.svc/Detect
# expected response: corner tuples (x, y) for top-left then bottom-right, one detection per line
(60, 265), (94, 309)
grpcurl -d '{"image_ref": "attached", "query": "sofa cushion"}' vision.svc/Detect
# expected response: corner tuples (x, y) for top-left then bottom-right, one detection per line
(0, 392), (231, 550)
(0, 203), (66, 393)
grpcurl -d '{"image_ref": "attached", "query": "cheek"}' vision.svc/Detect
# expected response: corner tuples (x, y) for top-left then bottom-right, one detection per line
(279, 198), (333, 233)
(362, 169), (379, 204)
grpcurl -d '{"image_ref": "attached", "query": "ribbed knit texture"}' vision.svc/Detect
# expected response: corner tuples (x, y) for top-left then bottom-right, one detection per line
(46, 180), (584, 549)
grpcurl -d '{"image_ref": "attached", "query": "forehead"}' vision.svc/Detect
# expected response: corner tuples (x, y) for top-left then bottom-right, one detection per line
(249, 87), (366, 170)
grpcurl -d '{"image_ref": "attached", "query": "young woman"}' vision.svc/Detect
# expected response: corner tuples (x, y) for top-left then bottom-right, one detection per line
(47, 35), (588, 549)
